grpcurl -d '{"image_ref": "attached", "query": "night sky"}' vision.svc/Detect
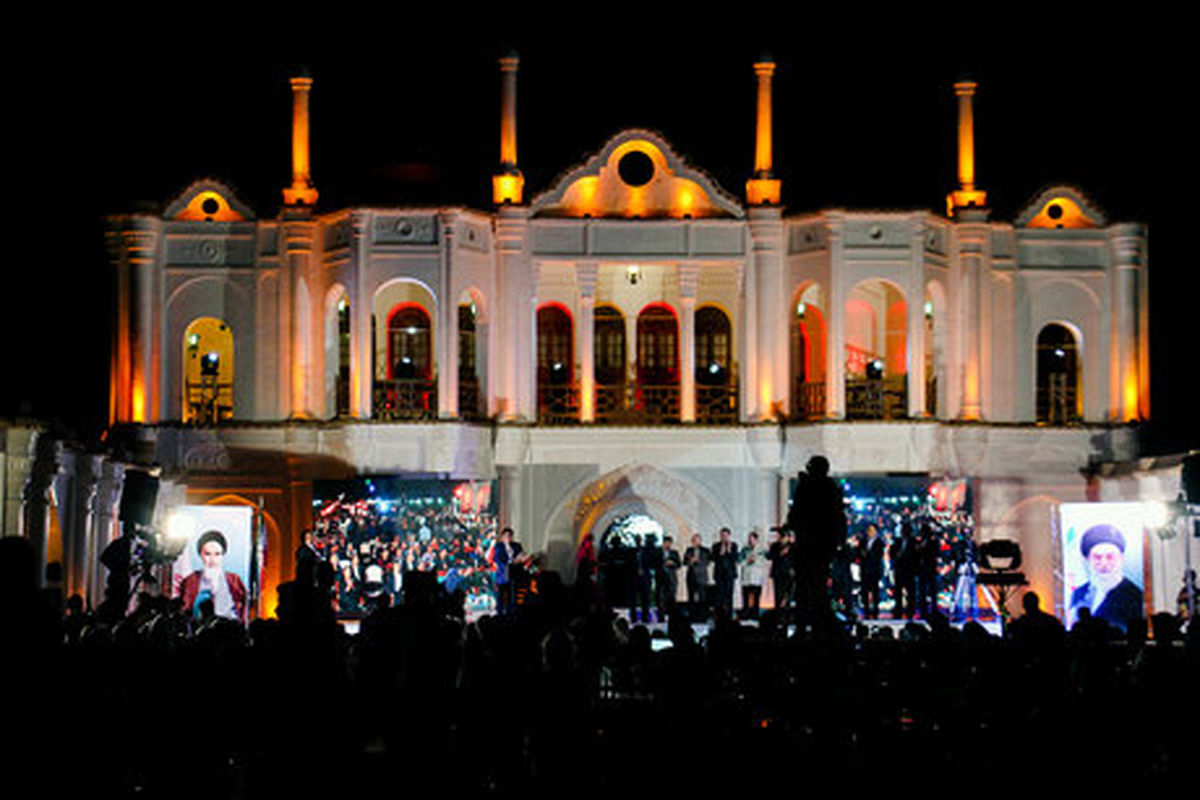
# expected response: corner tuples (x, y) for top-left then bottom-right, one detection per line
(8, 14), (1192, 453)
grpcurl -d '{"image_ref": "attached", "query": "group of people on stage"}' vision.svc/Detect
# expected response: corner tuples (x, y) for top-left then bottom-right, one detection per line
(570, 456), (977, 622)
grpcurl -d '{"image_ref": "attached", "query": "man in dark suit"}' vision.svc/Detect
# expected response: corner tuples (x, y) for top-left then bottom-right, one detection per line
(787, 456), (846, 623)
(492, 527), (525, 616)
(711, 527), (739, 617)
(858, 524), (885, 619)
(1068, 523), (1143, 632)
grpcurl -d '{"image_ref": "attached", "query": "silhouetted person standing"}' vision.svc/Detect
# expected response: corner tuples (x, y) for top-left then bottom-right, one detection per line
(787, 456), (847, 624)
(890, 521), (917, 619)
(711, 528), (739, 618)
(858, 524), (884, 619)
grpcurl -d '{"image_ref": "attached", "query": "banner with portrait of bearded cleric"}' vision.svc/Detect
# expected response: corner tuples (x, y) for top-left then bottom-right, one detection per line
(169, 505), (254, 624)
(1060, 502), (1148, 632)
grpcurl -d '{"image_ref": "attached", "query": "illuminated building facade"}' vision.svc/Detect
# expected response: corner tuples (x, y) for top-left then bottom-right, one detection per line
(96, 56), (1182, 616)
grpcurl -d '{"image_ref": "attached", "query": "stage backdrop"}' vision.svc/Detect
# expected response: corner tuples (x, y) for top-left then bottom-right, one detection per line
(1060, 502), (1149, 630)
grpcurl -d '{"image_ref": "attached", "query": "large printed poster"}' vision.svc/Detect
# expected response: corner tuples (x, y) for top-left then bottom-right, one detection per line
(169, 505), (254, 624)
(1060, 502), (1148, 631)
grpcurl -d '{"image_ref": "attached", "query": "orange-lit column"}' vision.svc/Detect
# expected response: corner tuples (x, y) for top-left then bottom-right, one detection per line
(958, 227), (986, 420)
(679, 265), (698, 422)
(746, 57), (781, 206)
(957, 81), (976, 191)
(1112, 224), (1148, 420)
(116, 217), (160, 423)
(493, 52), (525, 205)
(283, 75), (318, 207)
(946, 81), (987, 217)
(578, 262), (597, 422)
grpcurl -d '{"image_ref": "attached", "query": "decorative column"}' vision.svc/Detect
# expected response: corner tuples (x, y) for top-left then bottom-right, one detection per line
(282, 73), (319, 418)
(351, 211), (372, 418)
(946, 80), (987, 219)
(282, 74), (318, 207)
(438, 212), (457, 418)
(746, 56), (782, 206)
(957, 226), (987, 420)
(1108, 225), (1146, 420)
(679, 265), (699, 422)
(110, 216), (160, 423)
(496, 206), (533, 419)
(827, 215), (846, 418)
(493, 52), (524, 206)
(908, 219), (927, 417)
(577, 262), (598, 422)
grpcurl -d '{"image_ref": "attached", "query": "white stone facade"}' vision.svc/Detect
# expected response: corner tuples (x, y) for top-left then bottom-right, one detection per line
(101, 73), (1169, 618)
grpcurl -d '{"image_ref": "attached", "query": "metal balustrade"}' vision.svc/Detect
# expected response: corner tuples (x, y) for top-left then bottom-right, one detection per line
(373, 378), (437, 421)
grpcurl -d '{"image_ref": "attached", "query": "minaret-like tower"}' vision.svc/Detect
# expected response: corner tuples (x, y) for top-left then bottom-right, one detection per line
(745, 55), (781, 206)
(493, 51), (525, 205)
(283, 73), (318, 207)
(946, 79), (986, 218)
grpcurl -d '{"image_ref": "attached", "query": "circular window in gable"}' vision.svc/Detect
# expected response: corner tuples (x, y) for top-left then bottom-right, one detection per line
(618, 150), (655, 187)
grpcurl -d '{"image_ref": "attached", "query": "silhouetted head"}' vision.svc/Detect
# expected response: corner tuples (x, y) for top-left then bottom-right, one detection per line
(1022, 591), (1042, 614)
(806, 455), (830, 477)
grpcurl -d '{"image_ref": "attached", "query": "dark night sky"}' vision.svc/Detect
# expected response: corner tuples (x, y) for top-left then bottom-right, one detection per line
(7, 13), (1193, 452)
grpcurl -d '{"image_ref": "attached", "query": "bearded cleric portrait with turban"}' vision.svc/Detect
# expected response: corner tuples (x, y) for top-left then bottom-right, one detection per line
(1067, 524), (1144, 632)
(179, 530), (248, 623)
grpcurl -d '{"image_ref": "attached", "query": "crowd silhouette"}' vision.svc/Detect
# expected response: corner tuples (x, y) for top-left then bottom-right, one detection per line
(3, 459), (1195, 796)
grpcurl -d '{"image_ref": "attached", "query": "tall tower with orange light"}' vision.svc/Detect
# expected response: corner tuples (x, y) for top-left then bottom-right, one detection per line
(946, 80), (986, 219)
(745, 55), (781, 206)
(283, 73), (318, 207)
(493, 52), (525, 206)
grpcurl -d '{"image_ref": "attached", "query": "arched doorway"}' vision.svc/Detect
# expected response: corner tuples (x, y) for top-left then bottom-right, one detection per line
(458, 296), (482, 419)
(537, 304), (577, 422)
(635, 303), (679, 423)
(594, 304), (626, 422)
(183, 317), (234, 424)
(376, 303), (435, 419)
(325, 290), (351, 418)
(695, 305), (737, 423)
(845, 280), (907, 420)
(790, 284), (827, 420)
(1036, 323), (1080, 424)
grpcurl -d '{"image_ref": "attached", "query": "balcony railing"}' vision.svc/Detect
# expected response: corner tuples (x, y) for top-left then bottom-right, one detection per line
(458, 376), (484, 421)
(696, 384), (739, 424)
(185, 380), (233, 425)
(538, 383), (580, 424)
(632, 384), (681, 424)
(373, 378), (437, 421)
(845, 376), (908, 420)
(793, 380), (827, 421)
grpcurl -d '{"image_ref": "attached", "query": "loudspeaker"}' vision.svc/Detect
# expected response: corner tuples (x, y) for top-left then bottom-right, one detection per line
(119, 468), (159, 527)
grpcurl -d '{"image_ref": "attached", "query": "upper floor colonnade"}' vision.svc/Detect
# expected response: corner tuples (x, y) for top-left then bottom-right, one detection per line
(106, 66), (1147, 431)
(108, 190), (1145, 429)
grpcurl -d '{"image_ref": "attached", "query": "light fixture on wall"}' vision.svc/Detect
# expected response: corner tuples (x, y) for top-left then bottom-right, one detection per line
(627, 265), (640, 285)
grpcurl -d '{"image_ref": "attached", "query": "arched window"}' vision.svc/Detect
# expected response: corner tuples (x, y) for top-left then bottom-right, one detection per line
(458, 301), (482, 419)
(1036, 323), (1080, 423)
(183, 317), (234, 424)
(458, 303), (477, 379)
(636, 305), (678, 386)
(594, 305), (626, 386)
(388, 304), (432, 379)
(695, 306), (731, 386)
(537, 305), (573, 386)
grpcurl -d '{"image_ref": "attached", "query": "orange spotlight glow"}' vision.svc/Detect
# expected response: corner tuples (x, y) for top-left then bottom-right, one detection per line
(1122, 376), (1140, 421)
(493, 173), (524, 205)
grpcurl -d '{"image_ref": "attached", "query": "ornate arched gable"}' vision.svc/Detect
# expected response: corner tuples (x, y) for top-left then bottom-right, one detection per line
(531, 129), (744, 220)
(165, 178), (255, 222)
(1015, 185), (1106, 229)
